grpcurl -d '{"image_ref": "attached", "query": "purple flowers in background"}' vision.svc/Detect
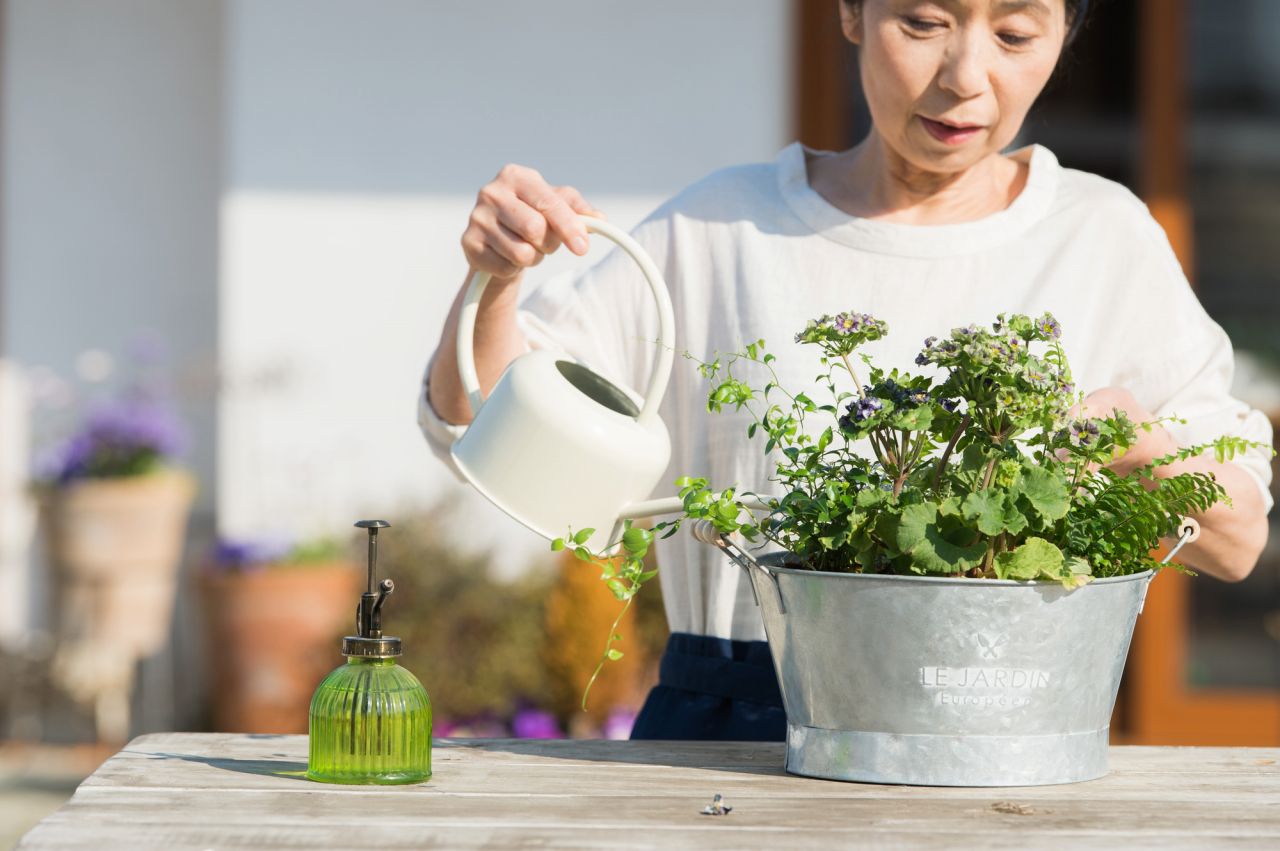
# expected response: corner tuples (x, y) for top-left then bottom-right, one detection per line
(510, 707), (561, 739)
(210, 537), (294, 573)
(38, 393), (188, 484)
(429, 706), (636, 740)
(602, 708), (636, 740)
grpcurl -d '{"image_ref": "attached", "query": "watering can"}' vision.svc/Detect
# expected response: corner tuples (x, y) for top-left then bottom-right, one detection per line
(452, 215), (692, 552)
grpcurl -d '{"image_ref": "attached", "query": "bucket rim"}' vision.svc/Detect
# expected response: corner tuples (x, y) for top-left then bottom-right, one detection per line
(754, 552), (1155, 587)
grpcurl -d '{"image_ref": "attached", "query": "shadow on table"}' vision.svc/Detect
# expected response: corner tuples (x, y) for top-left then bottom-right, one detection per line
(435, 738), (790, 778)
(130, 751), (309, 782)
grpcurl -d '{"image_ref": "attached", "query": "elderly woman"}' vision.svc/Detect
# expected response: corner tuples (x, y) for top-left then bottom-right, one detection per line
(419, 0), (1273, 741)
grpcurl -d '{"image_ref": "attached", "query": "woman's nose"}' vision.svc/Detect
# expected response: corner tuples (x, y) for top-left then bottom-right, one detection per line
(936, 31), (991, 100)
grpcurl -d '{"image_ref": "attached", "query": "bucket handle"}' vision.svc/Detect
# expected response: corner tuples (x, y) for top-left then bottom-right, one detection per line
(1139, 516), (1201, 614)
(456, 215), (676, 425)
(1158, 517), (1201, 566)
(692, 521), (786, 615)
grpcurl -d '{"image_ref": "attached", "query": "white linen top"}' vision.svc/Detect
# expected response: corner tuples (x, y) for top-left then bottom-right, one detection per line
(419, 142), (1275, 642)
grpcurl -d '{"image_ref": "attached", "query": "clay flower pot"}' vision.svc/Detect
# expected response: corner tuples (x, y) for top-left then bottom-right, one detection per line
(40, 469), (196, 655)
(38, 468), (196, 741)
(200, 562), (360, 733)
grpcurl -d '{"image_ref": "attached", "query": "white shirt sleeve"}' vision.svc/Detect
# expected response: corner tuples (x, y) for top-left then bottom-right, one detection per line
(1112, 201), (1275, 514)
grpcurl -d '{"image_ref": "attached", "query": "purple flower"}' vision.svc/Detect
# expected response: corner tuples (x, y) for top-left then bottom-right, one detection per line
(830, 313), (856, 334)
(940, 397), (960, 413)
(1037, 314), (1062, 339)
(511, 707), (562, 739)
(839, 395), (884, 430)
(42, 395), (188, 483)
(1069, 419), (1101, 447)
(210, 536), (293, 573)
(603, 709), (636, 740)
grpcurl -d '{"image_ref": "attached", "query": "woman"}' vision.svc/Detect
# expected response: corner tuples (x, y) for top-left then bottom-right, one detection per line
(420, 0), (1273, 741)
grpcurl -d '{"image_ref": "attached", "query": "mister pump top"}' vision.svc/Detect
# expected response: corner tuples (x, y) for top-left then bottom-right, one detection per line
(306, 520), (432, 785)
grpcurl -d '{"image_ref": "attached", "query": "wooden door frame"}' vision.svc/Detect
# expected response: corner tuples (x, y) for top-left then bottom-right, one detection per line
(1128, 0), (1279, 746)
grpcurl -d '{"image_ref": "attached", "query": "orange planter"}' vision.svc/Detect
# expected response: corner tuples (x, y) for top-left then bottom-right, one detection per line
(200, 563), (360, 733)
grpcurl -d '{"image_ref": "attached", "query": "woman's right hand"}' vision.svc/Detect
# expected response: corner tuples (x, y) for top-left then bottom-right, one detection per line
(461, 164), (603, 282)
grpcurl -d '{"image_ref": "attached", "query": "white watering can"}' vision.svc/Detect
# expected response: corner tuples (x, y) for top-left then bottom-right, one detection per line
(452, 216), (692, 552)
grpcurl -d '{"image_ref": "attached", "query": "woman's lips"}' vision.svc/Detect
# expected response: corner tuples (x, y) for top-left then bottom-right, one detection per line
(920, 116), (984, 145)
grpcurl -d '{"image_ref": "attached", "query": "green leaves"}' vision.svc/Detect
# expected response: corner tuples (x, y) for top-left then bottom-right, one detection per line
(962, 489), (1028, 537)
(994, 537), (1064, 581)
(887, 501), (987, 575)
(1013, 465), (1070, 523)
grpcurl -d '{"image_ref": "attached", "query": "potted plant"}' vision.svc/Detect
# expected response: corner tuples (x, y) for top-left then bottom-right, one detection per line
(34, 376), (195, 743)
(199, 536), (360, 734)
(563, 311), (1271, 786)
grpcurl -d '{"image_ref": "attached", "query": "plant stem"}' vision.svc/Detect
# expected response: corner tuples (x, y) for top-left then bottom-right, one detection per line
(581, 595), (634, 712)
(980, 455), (999, 491)
(932, 414), (971, 495)
(840, 354), (866, 399)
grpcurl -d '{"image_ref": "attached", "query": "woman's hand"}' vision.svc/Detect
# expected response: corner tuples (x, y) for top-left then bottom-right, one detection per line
(1074, 386), (1177, 476)
(461, 164), (603, 282)
(1069, 385), (1268, 581)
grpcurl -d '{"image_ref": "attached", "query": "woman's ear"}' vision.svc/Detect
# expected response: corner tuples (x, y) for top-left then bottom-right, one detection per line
(838, 0), (863, 46)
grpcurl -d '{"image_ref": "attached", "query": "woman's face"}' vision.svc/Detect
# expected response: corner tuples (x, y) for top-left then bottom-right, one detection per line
(843, 0), (1067, 172)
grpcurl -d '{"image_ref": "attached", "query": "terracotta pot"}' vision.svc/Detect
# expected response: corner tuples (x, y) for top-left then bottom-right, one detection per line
(40, 469), (196, 659)
(200, 563), (360, 733)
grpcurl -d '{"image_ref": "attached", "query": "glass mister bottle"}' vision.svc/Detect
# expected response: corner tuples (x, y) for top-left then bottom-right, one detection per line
(307, 520), (432, 784)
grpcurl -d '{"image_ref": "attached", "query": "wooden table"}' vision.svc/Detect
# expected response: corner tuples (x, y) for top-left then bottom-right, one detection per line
(18, 733), (1280, 848)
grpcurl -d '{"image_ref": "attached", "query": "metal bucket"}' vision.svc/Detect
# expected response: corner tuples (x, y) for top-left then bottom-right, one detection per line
(736, 550), (1153, 787)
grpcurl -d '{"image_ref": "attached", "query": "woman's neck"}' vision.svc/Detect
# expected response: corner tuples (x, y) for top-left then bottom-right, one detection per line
(809, 132), (1028, 225)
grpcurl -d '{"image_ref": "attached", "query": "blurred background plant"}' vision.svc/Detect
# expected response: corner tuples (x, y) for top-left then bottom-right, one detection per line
(380, 505), (667, 739)
(29, 341), (196, 745)
(199, 532), (359, 734)
(30, 338), (189, 487)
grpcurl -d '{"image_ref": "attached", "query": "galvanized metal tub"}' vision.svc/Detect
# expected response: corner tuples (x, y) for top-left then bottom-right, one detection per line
(742, 552), (1153, 787)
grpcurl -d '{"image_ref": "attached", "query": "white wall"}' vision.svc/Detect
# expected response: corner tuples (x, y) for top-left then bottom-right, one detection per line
(218, 0), (794, 567)
(2, 0), (222, 507)
(2, 0), (793, 584)
(1, 0), (222, 640)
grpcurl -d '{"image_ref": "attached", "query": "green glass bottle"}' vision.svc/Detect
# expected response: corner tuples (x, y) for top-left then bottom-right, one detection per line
(307, 520), (432, 785)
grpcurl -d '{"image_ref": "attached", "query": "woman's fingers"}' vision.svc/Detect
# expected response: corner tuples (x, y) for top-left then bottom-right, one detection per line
(514, 178), (590, 256)
(462, 164), (603, 280)
(462, 205), (527, 280)
(489, 220), (545, 269)
(556, 185), (605, 219)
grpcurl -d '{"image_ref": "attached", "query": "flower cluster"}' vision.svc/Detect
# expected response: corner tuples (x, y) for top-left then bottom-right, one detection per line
(207, 534), (347, 574)
(210, 537), (293, 573)
(39, 395), (187, 484)
(915, 312), (1074, 440)
(794, 312), (888, 357)
(840, 395), (883, 429)
(838, 377), (957, 433)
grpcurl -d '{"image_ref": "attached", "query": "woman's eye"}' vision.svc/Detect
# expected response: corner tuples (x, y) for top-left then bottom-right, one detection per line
(998, 32), (1034, 47)
(902, 16), (944, 34)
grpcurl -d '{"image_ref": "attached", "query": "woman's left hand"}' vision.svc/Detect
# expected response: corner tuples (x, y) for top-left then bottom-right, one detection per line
(1073, 386), (1178, 477)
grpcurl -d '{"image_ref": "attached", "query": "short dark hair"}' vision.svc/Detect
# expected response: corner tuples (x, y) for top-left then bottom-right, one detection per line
(842, 0), (1091, 46)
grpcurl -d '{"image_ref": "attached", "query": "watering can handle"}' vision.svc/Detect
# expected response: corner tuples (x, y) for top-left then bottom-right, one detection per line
(456, 215), (676, 424)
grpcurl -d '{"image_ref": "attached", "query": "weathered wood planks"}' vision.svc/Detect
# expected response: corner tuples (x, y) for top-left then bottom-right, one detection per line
(19, 734), (1280, 849)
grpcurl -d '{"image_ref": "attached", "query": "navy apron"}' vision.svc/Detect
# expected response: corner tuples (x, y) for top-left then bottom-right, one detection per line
(629, 632), (786, 741)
